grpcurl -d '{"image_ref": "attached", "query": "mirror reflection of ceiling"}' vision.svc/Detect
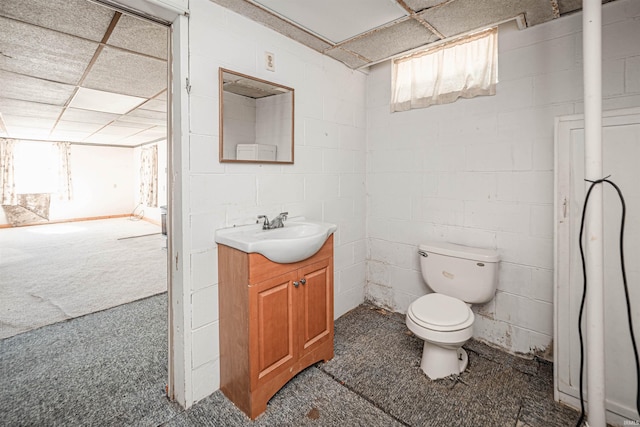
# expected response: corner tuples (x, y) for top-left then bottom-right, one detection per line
(0, 0), (168, 147)
(222, 71), (291, 99)
(211, 0), (617, 69)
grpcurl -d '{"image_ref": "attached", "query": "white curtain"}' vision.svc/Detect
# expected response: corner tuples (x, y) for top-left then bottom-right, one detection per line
(0, 138), (17, 205)
(140, 145), (158, 208)
(391, 27), (498, 112)
(56, 142), (73, 201)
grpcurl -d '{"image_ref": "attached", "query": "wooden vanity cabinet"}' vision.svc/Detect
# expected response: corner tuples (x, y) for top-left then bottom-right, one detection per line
(218, 235), (334, 419)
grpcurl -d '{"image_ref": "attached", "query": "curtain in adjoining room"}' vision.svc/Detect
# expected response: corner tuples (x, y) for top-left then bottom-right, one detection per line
(391, 27), (498, 111)
(0, 138), (17, 205)
(56, 142), (73, 201)
(140, 144), (158, 208)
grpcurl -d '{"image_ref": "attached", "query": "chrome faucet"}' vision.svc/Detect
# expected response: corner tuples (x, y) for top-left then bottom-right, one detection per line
(257, 212), (288, 230)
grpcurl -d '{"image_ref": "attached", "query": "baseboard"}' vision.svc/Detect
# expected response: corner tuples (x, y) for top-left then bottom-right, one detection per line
(0, 214), (131, 229)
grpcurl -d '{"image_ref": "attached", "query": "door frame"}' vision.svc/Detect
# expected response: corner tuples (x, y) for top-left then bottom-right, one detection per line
(91, 0), (192, 408)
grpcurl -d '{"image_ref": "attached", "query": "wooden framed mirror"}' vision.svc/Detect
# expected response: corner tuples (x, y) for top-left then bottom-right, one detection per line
(219, 68), (294, 163)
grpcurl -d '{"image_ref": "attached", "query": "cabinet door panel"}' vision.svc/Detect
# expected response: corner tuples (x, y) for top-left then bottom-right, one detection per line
(299, 258), (332, 350)
(250, 271), (297, 387)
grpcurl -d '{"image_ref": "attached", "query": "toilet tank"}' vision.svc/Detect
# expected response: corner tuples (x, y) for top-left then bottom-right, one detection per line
(418, 242), (500, 304)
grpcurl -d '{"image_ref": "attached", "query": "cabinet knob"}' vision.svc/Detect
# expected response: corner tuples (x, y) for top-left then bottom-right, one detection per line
(300, 278), (306, 285)
(293, 281), (300, 288)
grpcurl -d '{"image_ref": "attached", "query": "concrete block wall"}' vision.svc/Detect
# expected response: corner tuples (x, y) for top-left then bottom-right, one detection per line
(364, 0), (640, 356)
(186, 0), (366, 402)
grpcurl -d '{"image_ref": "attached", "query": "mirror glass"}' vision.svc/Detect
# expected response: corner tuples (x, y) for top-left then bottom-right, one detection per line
(219, 68), (294, 163)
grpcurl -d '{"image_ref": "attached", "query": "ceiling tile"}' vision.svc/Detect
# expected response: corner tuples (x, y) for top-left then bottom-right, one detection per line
(138, 99), (167, 113)
(557, 0), (614, 15)
(340, 18), (439, 63)
(0, 17), (99, 85)
(4, 126), (52, 140)
(324, 48), (369, 69)
(117, 114), (165, 127)
(402, 0), (450, 13)
(0, 98), (63, 119)
(154, 90), (168, 101)
(54, 120), (105, 133)
(48, 129), (95, 142)
(70, 87), (146, 115)
(83, 133), (126, 144)
(107, 14), (168, 60)
(82, 46), (167, 99)
(0, 0), (115, 42)
(0, 70), (76, 105)
(417, 0), (554, 36)
(117, 127), (167, 145)
(126, 108), (166, 121)
(209, 0), (332, 52)
(112, 119), (154, 129)
(92, 124), (144, 137)
(59, 108), (120, 125)
(2, 114), (57, 129)
(254, 0), (407, 43)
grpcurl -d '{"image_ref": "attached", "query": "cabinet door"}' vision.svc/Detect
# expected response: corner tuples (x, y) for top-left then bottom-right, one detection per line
(298, 258), (333, 352)
(249, 271), (298, 389)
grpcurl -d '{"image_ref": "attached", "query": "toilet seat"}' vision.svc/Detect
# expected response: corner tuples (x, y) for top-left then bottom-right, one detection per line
(408, 293), (474, 332)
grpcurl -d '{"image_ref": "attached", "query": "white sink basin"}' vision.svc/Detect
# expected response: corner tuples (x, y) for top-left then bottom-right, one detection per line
(215, 217), (337, 263)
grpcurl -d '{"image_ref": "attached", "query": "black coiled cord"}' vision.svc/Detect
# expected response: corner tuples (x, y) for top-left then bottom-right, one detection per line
(576, 177), (640, 426)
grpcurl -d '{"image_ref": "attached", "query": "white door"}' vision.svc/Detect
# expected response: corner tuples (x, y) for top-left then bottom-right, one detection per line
(555, 107), (640, 425)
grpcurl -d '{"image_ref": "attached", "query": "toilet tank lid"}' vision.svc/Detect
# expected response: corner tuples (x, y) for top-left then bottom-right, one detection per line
(419, 241), (499, 263)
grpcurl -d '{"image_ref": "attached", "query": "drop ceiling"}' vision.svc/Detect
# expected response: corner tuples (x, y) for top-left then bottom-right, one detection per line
(0, 0), (618, 147)
(211, 0), (616, 69)
(0, 0), (168, 147)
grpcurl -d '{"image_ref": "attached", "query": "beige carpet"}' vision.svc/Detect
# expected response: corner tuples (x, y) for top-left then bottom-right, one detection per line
(0, 218), (167, 339)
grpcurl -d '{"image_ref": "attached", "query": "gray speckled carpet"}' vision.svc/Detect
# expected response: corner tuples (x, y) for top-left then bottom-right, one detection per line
(0, 297), (581, 426)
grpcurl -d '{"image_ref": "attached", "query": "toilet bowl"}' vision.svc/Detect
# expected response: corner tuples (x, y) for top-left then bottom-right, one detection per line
(406, 293), (474, 379)
(407, 241), (499, 380)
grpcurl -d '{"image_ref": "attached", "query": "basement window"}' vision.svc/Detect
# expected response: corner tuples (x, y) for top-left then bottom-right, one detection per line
(391, 27), (498, 112)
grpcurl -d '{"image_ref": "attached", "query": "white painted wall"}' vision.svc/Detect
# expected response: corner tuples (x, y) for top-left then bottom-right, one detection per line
(364, 0), (640, 356)
(186, 0), (367, 403)
(0, 143), (135, 226)
(222, 92), (257, 159)
(256, 92), (293, 161)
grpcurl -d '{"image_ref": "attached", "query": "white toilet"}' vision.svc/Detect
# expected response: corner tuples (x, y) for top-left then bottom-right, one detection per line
(406, 241), (499, 380)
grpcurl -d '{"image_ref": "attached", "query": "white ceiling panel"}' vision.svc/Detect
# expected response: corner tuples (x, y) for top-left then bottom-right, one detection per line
(0, 0), (115, 42)
(82, 46), (167, 99)
(4, 126), (52, 140)
(253, 0), (408, 42)
(0, 70), (76, 105)
(59, 108), (120, 125)
(0, 16), (99, 85)
(83, 133), (127, 144)
(107, 14), (168, 60)
(112, 120), (155, 129)
(139, 99), (167, 113)
(1, 115), (57, 130)
(54, 120), (106, 133)
(117, 114), (165, 127)
(69, 87), (146, 115)
(117, 127), (166, 145)
(0, 99), (63, 119)
(1, 1), (168, 147)
(91, 124), (145, 137)
(48, 129), (95, 142)
(341, 19), (438, 62)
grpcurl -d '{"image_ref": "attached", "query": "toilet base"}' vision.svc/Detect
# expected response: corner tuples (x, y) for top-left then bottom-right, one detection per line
(420, 341), (469, 380)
